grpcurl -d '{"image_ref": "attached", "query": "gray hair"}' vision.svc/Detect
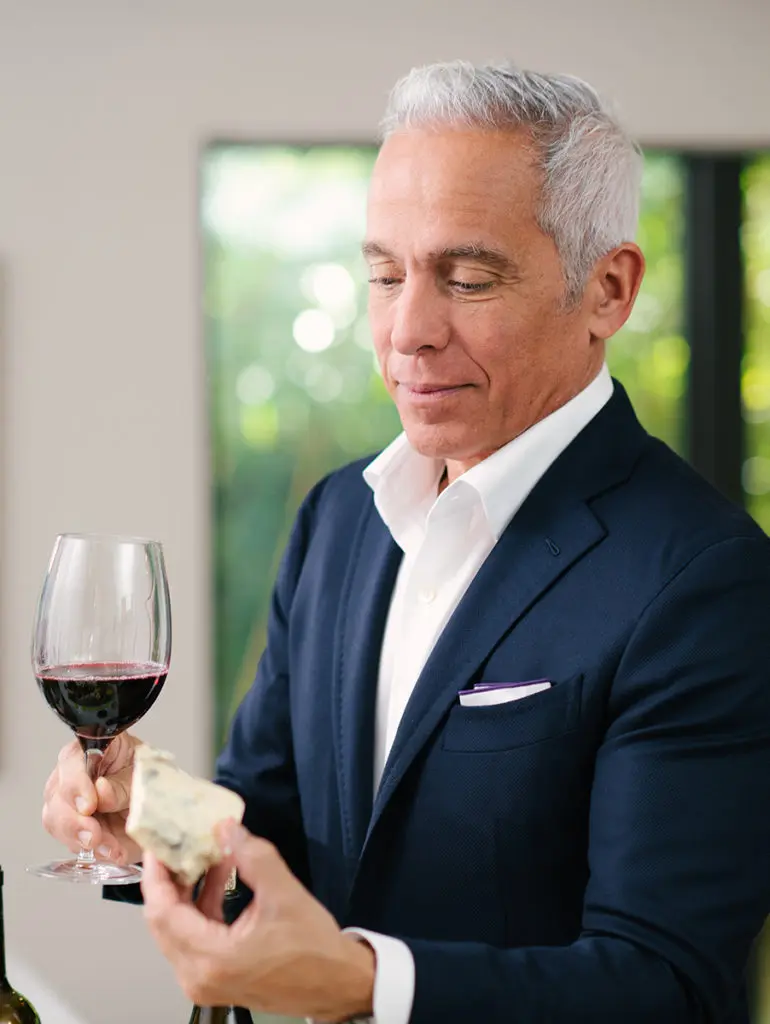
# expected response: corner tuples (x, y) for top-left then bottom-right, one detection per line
(379, 60), (642, 301)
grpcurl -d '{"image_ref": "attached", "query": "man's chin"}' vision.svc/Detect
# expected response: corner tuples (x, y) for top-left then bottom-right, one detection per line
(402, 424), (474, 462)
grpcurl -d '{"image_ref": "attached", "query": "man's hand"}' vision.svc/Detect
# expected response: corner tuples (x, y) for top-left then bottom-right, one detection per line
(41, 733), (144, 864)
(141, 820), (376, 1022)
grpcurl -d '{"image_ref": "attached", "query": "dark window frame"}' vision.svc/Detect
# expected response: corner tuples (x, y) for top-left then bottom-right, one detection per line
(684, 154), (746, 504)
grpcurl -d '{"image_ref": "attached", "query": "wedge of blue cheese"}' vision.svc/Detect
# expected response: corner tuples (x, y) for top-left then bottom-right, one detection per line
(126, 745), (245, 884)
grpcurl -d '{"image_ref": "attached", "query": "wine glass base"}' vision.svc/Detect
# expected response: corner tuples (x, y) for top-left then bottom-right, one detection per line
(27, 858), (142, 885)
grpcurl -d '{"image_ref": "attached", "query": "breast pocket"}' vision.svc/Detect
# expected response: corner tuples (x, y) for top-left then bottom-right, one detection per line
(441, 674), (583, 753)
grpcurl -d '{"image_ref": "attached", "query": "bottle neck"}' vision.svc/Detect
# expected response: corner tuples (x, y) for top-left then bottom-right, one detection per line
(190, 1007), (234, 1022)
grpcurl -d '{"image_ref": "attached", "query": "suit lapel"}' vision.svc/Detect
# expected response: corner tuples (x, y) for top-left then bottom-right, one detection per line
(363, 381), (649, 847)
(332, 503), (403, 863)
(365, 496), (605, 843)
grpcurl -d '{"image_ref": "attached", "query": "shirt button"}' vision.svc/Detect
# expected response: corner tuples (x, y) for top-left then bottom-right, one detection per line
(418, 587), (437, 604)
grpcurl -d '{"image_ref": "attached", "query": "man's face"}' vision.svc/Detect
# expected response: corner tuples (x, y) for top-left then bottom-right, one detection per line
(364, 128), (607, 473)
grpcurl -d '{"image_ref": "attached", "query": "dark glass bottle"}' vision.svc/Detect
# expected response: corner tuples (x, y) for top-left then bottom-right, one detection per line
(187, 1007), (236, 1023)
(0, 868), (41, 1023)
(188, 1007), (252, 1023)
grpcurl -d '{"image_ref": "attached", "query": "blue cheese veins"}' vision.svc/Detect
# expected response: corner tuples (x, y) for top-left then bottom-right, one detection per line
(126, 745), (245, 884)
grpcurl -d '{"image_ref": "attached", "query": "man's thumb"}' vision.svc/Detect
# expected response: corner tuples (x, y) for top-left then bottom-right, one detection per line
(218, 820), (290, 892)
(95, 768), (132, 813)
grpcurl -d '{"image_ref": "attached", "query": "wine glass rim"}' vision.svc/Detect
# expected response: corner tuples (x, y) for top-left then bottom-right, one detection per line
(57, 531), (164, 548)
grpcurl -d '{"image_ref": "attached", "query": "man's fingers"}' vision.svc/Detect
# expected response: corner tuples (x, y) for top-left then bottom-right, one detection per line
(196, 857), (236, 922)
(43, 766), (59, 803)
(95, 767), (133, 813)
(56, 740), (97, 814)
(42, 791), (107, 853)
(142, 854), (229, 956)
(95, 812), (144, 864)
(100, 732), (138, 773)
(142, 854), (195, 949)
(142, 853), (182, 903)
(218, 820), (292, 895)
(41, 793), (139, 863)
(43, 735), (139, 863)
(91, 815), (139, 864)
(142, 868), (231, 1008)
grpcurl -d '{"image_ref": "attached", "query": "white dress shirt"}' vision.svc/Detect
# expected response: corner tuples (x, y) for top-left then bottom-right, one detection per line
(340, 365), (614, 1024)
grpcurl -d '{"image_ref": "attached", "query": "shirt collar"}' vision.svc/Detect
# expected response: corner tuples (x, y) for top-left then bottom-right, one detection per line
(363, 433), (443, 552)
(364, 363), (614, 548)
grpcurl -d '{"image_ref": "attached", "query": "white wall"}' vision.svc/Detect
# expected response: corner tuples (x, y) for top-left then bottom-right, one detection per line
(0, 0), (768, 1020)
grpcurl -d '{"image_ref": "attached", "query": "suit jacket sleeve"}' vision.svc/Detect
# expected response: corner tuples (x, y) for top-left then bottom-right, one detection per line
(403, 536), (770, 1023)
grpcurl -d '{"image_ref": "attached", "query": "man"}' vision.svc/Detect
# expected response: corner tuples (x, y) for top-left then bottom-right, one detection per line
(43, 60), (770, 1023)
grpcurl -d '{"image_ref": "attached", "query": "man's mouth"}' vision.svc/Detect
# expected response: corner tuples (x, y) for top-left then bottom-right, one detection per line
(400, 383), (471, 398)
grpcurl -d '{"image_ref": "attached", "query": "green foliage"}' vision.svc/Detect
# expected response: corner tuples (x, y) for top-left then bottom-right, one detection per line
(742, 155), (770, 532)
(606, 154), (687, 452)
(204, 146), (688, 749)
(204, 146), (398, 746)
(741, 153), (770, 1024)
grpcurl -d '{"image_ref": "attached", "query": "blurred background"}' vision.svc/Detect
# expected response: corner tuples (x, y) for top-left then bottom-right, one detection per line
(1, 0), (769, 1020)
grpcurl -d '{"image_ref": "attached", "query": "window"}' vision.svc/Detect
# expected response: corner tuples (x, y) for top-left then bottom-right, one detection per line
(741, 152), (770, 1024)
(204, 146), (395, 746)
(203, 145), (688, 748)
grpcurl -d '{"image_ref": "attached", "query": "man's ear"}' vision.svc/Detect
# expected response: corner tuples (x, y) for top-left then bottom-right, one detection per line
(585, 243), (646, 341)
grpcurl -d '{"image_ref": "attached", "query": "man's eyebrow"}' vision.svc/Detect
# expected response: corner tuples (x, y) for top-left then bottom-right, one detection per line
(361, 240), (517, 274)
(361, 241), (394, 261)
(431, 243), (517, 274)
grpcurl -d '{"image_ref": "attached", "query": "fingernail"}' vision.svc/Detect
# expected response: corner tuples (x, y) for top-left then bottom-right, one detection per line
(218, 818), (239, 850)
(226, 820), (248, 851)
(75, 797), (88, 814)
(97, 845), (112, 858)
(78, 831), (92, 849)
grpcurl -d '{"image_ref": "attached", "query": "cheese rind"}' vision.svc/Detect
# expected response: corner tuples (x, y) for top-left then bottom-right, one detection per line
(126, 744), (245, 884)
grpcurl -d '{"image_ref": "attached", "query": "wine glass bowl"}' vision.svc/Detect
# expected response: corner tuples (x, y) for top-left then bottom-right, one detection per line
(36, 662), (168, 747)
(30, 533), (171, 884)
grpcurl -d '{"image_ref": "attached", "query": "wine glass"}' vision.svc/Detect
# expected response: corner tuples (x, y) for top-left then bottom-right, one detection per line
(30, 533), (171, 884)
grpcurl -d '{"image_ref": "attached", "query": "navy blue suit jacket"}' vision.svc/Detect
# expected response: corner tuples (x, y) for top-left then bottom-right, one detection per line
(142, 383), (770, 1022)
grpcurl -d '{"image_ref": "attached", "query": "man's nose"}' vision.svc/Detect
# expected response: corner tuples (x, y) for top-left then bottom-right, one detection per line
(389, 278), (450, 355)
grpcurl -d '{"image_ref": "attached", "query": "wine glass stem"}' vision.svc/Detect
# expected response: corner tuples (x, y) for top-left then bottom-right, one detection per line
(76, 748), (104, 867)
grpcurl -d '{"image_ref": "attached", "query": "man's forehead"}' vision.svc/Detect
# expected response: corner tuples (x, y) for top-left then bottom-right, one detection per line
(368, 127), (541, 213)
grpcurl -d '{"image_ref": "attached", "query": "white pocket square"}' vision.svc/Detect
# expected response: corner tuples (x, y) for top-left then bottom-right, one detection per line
(458, 679), (552, 708)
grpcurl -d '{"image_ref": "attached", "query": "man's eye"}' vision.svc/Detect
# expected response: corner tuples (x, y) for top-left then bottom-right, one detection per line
(368, 276), (401, 288)
(449, 280), (494, 293)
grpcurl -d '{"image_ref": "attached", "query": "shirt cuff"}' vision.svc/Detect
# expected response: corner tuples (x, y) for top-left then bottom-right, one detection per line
(305, 928), (414, 1024)
(341, 927), (415, 1024)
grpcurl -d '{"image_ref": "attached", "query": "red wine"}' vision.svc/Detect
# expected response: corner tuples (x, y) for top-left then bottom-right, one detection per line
(36, 662), (167, 746)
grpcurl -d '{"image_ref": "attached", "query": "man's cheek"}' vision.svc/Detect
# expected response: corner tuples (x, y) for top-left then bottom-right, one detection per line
(372, 350), (392, 385)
